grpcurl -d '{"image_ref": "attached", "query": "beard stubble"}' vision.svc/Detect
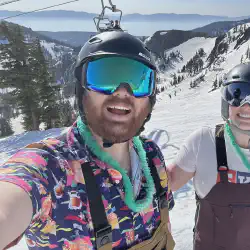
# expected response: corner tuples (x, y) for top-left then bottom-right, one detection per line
(83, 95), (151, 143)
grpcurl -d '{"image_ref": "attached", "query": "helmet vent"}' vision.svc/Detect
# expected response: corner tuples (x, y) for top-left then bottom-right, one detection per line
(89, 37), (102, 44)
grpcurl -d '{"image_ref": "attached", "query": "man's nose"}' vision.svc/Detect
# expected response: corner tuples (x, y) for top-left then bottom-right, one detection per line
(112, 83), (133, 97)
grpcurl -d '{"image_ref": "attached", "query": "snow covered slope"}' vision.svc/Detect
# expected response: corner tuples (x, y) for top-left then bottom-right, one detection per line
(163, 37), (216, 75)
(155, 23), (250, 99)
(40, 40), (73, 61)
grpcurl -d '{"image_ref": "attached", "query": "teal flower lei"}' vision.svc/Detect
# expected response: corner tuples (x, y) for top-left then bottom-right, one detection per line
(76, 117), (155, 212)
(225, 122), (250, 171)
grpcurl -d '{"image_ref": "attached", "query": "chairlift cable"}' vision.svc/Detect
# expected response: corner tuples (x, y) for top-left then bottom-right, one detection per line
(0, 0), (21, 7)
(1, 0), (79, 20)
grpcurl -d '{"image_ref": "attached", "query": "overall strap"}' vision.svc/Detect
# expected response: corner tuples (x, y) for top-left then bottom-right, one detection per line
(80, 138), (169, 250)
(215, 124), (229, 183)
(81, 162), (112, 250)
(144, 143), (168, 210)
(145, 142), (174, 250)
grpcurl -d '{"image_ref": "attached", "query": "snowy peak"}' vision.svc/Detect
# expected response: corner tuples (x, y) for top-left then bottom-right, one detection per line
(154, 22), (250, 99)
(206, 23), (250, 67)
(154, 37), (216, 92)
(145, 30), (208, 57)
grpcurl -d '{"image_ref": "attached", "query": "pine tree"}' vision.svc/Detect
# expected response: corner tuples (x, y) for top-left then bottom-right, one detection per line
(0, 23), (75, 131)
(177, 75), (181, 84)
(29, 37), (61, 130)
(181, 65), (186, 73)
(173, 74), (178, 86)
(218, 77), (223, 87)
(212, 77), (218, 89)
(198, 58), (204, 70)
(198, 48), (206, 57)
(239, 25), (243, 33)
(246, 46), (250, 59)
(0, 22), (41, 131)
(0, 93), (13, 137)
(190, 81), (193, 88)
(0, 117), (13, 137)
(59, 99), (74, 127)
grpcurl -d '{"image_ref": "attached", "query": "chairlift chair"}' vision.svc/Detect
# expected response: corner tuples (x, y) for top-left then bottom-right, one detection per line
(93, 0), (123, 33)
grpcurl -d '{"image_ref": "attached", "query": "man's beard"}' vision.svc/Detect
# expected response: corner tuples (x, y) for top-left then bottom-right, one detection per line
(83, 96), (150, 144)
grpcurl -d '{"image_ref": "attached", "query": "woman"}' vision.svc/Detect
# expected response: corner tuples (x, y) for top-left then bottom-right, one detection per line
(167, 62), (250, 250)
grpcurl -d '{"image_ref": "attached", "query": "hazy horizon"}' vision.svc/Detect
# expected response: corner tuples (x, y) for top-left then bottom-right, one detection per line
(1, 0), (250, 17)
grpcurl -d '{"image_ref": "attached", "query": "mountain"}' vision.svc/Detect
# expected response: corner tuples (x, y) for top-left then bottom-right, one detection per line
(0, 10), (244, 22)
(123, 13), (231, 22)
(149, 22), (250, 96)
(34, 17), (250, 47)
(192, 18), (250, 36)
(37, 31), (148, 47)
(3, 20), (250, 92)
(145, 30), (208, 58)
(0, 10), (96, 19)
(0, 21), (78, 93)
(0, 21), (76, 48)
(37, 31), (96, 47)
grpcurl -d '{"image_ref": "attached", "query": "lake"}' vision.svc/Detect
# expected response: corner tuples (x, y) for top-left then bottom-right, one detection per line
(0, 17), (213, 36)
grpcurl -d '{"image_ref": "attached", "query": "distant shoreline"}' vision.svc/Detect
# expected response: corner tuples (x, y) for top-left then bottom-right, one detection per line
(0, 10), (247, 22)
(1, 18), (213, 37)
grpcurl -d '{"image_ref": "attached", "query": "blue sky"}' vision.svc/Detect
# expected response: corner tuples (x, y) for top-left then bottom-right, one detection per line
(1, 0), (250, 17)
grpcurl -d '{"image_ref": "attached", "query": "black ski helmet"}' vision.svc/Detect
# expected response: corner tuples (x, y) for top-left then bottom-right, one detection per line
(74, 30), (158, 143)
(221, 62), (250, 120)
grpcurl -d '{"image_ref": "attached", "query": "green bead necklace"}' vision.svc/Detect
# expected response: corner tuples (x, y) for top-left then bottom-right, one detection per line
(225, 123), (250, 171)
(76, 117), (155, 212)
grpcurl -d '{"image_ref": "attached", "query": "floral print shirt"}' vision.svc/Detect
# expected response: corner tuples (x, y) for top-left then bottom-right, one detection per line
(0, 124), (174, 250)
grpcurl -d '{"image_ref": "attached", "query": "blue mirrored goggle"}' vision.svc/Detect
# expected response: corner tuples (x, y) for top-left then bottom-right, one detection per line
(85, 56), (155, 97)
(222, 82), (250, 107)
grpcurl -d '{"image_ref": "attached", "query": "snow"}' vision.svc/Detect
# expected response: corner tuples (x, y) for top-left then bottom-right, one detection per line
(40, 40), (57, 59)
(160, 31), (168, 35)
(144, 35), (153, 44)
(166, 37), (216, 73)
(217, 35), (250, 70)
(40, 40), (73, 61)
(11, 115), (25, 135)
(1, 27), (250, 250)
(227, 22), (250, 38)
(156, 37), (216, 92)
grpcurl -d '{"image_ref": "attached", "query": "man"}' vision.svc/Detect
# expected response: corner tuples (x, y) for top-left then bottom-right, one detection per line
(113, 20), (122, 30)
(0, 31), (175, 250)
(107, 20), (114, 29)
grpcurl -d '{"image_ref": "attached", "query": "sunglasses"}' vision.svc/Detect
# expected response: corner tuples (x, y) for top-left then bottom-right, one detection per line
(221, 82), (250, 107)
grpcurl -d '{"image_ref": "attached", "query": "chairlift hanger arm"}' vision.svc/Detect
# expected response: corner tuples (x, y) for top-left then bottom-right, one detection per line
(108, 0), (116, 12)
(108, 0), (114, 7)
(108, 0), (123, 18)
(100, 0), (104, 9)
(100, 0), (117, 10)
